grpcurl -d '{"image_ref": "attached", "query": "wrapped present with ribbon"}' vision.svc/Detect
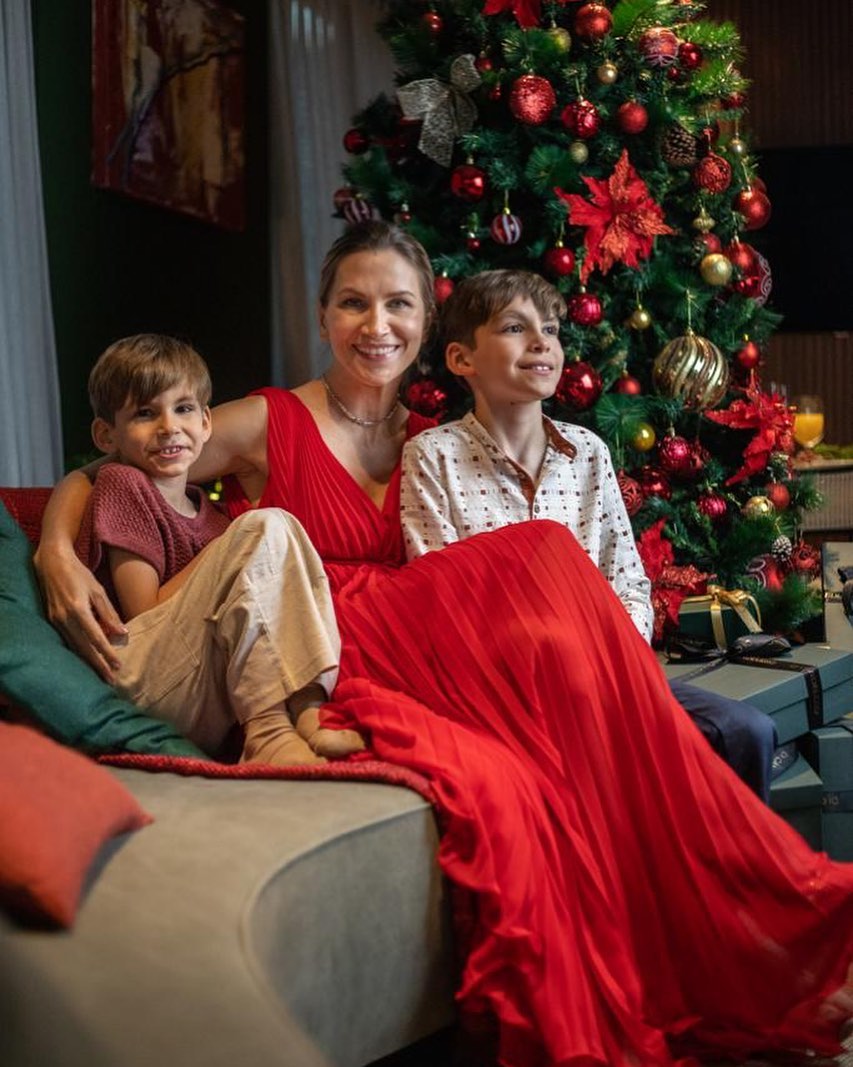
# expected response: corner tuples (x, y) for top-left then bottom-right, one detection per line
(397, 54), (481, 167)
(678, 583), (762, 649)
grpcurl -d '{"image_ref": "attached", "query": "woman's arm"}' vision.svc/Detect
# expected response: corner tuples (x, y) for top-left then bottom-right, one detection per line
(33, 468), (128, 680)
(189, 395), (269, 502)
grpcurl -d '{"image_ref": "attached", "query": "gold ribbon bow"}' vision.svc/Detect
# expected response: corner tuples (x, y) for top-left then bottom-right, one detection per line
(397, 54), (481, 168)
(695, 584), (763, 649)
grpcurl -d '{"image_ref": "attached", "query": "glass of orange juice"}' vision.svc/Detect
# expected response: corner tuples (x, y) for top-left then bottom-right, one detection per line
(792, 395), (825, 450)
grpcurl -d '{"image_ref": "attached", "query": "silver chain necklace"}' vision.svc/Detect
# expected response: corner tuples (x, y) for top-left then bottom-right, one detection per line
(321, 374), (400, 428)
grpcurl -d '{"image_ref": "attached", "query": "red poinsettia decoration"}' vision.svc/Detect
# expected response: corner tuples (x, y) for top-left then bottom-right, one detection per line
(555, 149), (675, 283)
(704, 380), (795, 485)
(637, 520), (709, 644)
(482, 0), (541, 28)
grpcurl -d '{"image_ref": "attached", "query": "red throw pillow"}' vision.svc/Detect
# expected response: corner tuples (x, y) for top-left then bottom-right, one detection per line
(0, 722), (153, 926)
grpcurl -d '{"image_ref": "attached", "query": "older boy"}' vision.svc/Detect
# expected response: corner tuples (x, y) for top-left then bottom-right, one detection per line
(401, 270), (776, 800)
(75, 334), (360, 763)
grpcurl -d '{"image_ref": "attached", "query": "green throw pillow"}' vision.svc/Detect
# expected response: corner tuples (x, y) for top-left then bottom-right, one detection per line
(0, 499), (205, 757)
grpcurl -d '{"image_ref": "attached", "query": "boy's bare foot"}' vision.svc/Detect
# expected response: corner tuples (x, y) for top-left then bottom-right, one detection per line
(241, 708), (326, 766)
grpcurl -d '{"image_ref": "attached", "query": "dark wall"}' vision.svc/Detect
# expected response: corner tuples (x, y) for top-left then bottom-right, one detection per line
(32, 2), (271, 464)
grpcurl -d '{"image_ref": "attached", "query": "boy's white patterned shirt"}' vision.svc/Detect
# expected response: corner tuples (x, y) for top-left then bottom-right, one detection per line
(401, 411), (654, 642)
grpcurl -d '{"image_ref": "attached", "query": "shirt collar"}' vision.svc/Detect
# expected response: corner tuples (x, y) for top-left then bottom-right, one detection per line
(460, 410), (577, 460)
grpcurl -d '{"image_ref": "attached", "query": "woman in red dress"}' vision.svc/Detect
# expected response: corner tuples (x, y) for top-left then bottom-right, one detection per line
(37, 222), (853, 1067)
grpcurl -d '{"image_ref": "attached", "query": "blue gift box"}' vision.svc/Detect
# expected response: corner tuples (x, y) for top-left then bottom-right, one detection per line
(800, 714), (853, 862)
(769, 752), (823, 851)
(662, 644), (853, 745)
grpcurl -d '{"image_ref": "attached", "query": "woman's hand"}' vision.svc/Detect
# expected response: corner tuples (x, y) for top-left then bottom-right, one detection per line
(33, 542), (128, 682)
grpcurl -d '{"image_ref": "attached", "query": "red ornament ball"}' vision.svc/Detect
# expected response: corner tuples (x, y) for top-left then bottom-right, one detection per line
(677, 41), (703, 70)
(617, 471), (644, 517)
(696, 233), (722, 255)
(406, 377), (448, 420)
(434, 274), (455, 305)
(697, 492), (728, 522)
(567, 290), (603, 326)
(638, 27), (680, 68)
(613, 373), (642, 396)
(509, 74), (556, 125)
(490, 210), (523, 245)
(657, 434), (693, 476)
(746, 554), (784, 593)
(723, 89), (746, 109)
(616, 101), (649, 134)
(466, 234), (482, 253)
(789, 540), (821, 578)
(733, 252), (773, 305)
(765, 482), (791, 511)
(556, 361), (603, 410)
(474, 54), (493, 73)
(343, 196), (376, 225)
(638, 465), (672, 500)
(343, 128), (369, 155)
(686, 441), (709, 479)
(724, 240), (758, 276)
(450, 163), (486, 202)
(561, 98), (600, 139)
(735, 187), (772, 230)
(543, 244), (576, 277)
(735, 340), (761, 370)
(692, 153), (732, 194)
(574, 3), (613, 40)
(422, 10), (443, 35)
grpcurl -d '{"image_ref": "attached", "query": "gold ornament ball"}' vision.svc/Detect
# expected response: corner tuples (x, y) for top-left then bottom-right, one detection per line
(548, 26), (572, 52)
(628, 306), (652, 330)
(652, 328), (730, 411)
(596, 60), (618, 84)
(727, 136), (747, 157)
(742, 495), (774, 519)
(568, 140), (589, 164)
(700, 252), (733, 286)
(631, 422), (657, 452)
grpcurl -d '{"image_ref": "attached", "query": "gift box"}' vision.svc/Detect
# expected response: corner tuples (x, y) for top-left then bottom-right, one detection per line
(800, 714), (853, 862)
(821, 542), (853, 651)
(769, 752), (823, 851)
(678, 586), (762, 649)
(663, 644), (853, 745)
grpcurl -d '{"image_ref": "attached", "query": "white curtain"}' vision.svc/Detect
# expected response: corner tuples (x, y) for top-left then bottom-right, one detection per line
(0, 0), (62, 485)
(269, 0), (394, 386)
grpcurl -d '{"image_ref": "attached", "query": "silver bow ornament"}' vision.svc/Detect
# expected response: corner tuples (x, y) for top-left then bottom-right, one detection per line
(397, 54), (481, 168)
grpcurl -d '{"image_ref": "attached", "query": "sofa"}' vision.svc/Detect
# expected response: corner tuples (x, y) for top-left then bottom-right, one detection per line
(0, 488), (457, 1067)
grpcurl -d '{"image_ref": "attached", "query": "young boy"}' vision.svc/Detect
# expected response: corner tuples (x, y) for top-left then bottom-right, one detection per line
(75, 333), (361, 764)
(401, 271), (776, 800)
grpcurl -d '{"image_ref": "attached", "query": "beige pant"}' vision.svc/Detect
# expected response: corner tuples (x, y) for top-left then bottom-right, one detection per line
(114, 509), (340, 755)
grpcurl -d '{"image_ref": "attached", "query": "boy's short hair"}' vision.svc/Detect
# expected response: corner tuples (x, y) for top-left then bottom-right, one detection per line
(440, 269), (567, 348)
(88, 334), (212, 422)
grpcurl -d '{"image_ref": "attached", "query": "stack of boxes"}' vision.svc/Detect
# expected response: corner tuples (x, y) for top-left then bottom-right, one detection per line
(664, 553), (853, 859)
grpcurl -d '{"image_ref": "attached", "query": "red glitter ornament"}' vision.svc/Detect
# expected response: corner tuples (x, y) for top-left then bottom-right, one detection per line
(697, 491), (727, 522)
(406, 377), (448, 420)
(692, 153), (732, 194)
(735, 187), (772, 230)
(434, 274), (455, 305)
(764, 482), (791, 511)
(638, 466), (672, 500)
(613, 373), (642, 396)
(509, 74), (556, 125)
(574, 3), (612, 40)
(343, 128), (369, 155)
(543, 243), (576, 277)
(561, 98), (600, 139)
(657, 434), (693, 477)
(638, 27), (680, 68)
(566, 289), (603, 325)
(677, 41), (703, 70)
(735, 340), (761, 370)
(422, 10), (443, 35)
(556, 361), (603, 410)
(490, 209), (523, 245)
(789, 540), (821, 579)
(616, 101), (649, 135)
(451, 163), (486, 202)
(617, 471), (644, 517)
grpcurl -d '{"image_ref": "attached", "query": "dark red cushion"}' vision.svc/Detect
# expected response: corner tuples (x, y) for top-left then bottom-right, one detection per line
(0, 487), (52, 546)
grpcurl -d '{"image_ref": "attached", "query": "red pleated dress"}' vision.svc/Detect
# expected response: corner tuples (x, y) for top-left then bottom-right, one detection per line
(226, 388), (853, 1067)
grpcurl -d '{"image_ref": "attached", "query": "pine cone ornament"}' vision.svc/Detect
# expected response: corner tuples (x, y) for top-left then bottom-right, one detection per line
(771, 535), (793, 565)
(661, 124), (700, 167)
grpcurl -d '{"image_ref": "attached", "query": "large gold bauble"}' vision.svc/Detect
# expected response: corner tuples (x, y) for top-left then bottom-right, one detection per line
(742, 495), (773, 519)
(700, 252), (733, 286)
(652, 328), (730, 411)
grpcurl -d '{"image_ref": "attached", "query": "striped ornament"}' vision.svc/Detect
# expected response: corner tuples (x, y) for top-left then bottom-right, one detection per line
(490, 210), (522, 245)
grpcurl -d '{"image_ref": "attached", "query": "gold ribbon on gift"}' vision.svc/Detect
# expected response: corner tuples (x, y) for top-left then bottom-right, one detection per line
(397, 54), (481, 167)
(686, 585), (763, 650)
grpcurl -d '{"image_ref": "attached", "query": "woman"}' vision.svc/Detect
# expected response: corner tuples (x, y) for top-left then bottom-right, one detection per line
(36, 222), (853, 1067)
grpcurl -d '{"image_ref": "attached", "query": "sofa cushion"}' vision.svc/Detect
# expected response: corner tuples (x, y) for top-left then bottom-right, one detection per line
(0, 721), (152, 927)
(0, 497), (205, 757)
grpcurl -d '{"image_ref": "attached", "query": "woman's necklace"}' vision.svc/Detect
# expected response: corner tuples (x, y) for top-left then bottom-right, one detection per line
(321, 374), (400, 428)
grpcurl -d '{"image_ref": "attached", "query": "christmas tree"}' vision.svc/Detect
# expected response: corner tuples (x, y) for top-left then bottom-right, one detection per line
(335, 0), (822, 644)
